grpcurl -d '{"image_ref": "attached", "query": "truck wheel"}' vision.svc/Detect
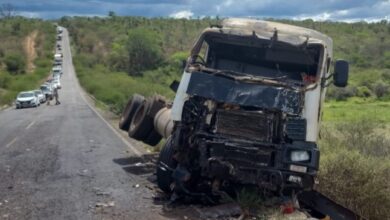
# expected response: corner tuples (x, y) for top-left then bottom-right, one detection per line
(157, 137), (176, 193)
(147, 95), (166, 118)
(128, 100), (154, 141)
(143, 129), (162, 146)
(119, 94), (144, 131)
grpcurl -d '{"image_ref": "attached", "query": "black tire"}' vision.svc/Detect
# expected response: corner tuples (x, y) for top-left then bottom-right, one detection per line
(156, 137), (177, 193)
(141, 95), (166, 145)
(147, 95), (166, 118)
(143, 129), (162, 146)
(119, 94), (144, 131)
(128, 100), (154, 141)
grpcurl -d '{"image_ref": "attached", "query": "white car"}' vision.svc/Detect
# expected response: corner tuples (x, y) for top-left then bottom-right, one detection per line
(15, 91), (40, 109)
(52, 66), (62, 78)
(52, 79), (61, 89)
(33, 90), (46, 103)
(40, 85), (53, 99)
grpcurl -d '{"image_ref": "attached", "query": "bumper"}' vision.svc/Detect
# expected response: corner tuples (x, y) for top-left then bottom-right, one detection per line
(199, 135), (319, 190)
(16, 102), (36, 108)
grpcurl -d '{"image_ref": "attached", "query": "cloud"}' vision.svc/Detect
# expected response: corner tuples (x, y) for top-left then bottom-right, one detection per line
(2, 0), (389, 21)
(169, 10), (193, 19)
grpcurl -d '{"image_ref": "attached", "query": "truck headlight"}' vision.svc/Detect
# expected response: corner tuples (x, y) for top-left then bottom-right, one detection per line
(290, 151), (310, 162)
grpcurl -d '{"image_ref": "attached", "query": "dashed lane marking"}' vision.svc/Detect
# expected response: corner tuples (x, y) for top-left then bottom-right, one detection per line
(6, 137), (17, 148)
(26, 120), (35, 130)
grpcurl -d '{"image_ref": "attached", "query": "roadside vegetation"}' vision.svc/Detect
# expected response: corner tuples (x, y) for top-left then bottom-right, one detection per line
(319, 120), (390, 219)
(61, 16), (390, 219)
(0, 17), (55, 106)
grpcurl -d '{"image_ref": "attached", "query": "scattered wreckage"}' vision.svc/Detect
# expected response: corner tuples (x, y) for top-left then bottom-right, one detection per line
(119, 18), (364, 219)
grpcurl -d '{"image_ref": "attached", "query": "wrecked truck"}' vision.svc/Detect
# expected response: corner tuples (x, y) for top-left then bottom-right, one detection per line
(119, 18), (349, 198)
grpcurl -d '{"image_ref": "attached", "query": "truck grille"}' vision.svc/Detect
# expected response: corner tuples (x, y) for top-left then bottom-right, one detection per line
(214, 110), (275, 142)
(209, 142), (274, 168)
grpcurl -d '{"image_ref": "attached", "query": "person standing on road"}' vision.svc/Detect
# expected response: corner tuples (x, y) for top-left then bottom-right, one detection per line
(54, 87), (61, 105)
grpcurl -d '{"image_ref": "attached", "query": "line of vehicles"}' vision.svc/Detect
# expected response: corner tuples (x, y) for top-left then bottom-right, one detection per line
(15, 27), (64, 109)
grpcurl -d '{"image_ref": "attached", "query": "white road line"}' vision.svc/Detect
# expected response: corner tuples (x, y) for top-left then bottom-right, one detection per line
(26, 121), (35, 130)
(80, 92), (143, 157)
(6, 137), (17, 148)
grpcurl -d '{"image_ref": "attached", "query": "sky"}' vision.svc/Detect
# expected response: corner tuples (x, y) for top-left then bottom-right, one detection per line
(1, 0), (389, 22)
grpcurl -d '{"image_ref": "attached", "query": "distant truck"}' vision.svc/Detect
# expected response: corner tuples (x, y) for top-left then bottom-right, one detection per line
(120, 18), (349, 197)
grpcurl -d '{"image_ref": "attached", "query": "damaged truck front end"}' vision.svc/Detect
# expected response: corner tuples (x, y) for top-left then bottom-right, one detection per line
(171, 71), (320, 192)
(121, 18), (349, 198)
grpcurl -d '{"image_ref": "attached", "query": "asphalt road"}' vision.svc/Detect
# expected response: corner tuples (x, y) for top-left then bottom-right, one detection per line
(0, 29), (171, 220)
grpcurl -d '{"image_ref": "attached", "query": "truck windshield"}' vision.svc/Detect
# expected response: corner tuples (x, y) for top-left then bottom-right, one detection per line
(204, 39), (322, 84)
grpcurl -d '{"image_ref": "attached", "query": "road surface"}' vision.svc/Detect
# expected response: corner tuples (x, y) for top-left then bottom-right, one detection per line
(0, 29), (171, 220)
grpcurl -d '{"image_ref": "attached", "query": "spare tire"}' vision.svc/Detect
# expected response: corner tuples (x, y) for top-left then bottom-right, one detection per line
(147, 95), (166, 118)
(156, 137), (177, 193)
(143, 129), (162, 146)
(128, 99), (154, 141)
(119, 94), (145, 131)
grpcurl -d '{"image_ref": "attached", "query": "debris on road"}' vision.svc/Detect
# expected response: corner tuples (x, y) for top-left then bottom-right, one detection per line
(95, 201), (115, 208)
(77, 169), (93, 178)
(92, 187), (111, 196)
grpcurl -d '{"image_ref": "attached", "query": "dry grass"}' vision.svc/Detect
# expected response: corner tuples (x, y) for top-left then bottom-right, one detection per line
(318, 120), (390, 220)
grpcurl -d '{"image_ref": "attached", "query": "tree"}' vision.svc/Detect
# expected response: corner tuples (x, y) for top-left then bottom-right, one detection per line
(108, 11), (116, 18)
(125, 28), (163, 75)
(0, 3), (15, 19)
(4, 54), (26, 74)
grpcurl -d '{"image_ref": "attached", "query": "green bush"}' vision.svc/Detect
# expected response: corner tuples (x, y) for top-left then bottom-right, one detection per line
(4, 53), (26, 74)
(327, 86), (357, 101)
(356, 86), (373, 98)
(373, 81), (390, 98)
(382, 69), (390, 82)
(108, 27), (163, 75)
(0, 72), (11, 89)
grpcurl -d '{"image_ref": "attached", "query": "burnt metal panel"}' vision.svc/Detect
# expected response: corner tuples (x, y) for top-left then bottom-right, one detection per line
(186, 72), (303, 114)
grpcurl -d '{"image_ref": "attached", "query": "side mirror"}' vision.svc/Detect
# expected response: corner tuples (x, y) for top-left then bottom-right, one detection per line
(333, 60), (349, 87)
(170, 80), (180, 92)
